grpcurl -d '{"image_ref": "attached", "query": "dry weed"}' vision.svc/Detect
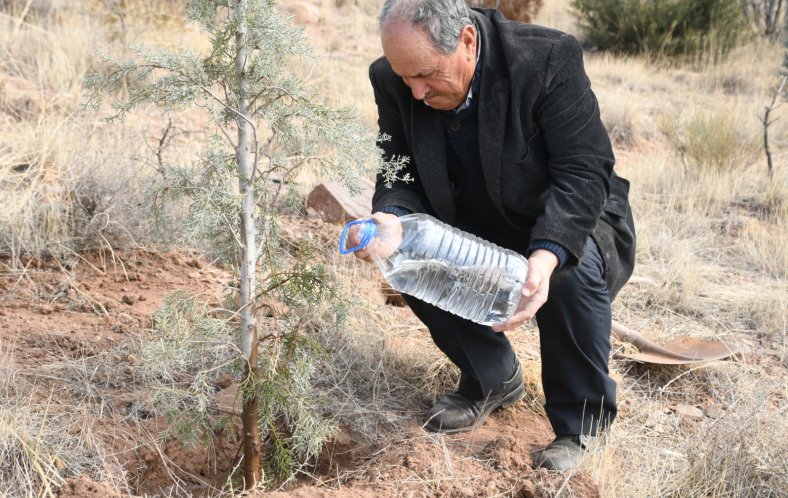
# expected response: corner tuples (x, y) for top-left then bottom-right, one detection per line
(0, 340), (129, 497)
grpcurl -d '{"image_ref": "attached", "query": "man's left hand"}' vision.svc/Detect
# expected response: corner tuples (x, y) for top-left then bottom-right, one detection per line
(492, 249), (559, 332)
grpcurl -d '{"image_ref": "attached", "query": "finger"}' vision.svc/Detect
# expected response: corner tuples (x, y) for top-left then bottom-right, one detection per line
(492, 309), (531, 332)
(523, 273), (541, 297)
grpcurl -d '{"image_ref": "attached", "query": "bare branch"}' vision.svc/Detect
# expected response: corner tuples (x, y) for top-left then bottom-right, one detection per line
(761, 75), (787, 179)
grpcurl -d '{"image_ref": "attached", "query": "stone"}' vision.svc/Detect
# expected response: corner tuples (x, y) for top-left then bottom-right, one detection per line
(306, 178), (375, 224)
(672, 404), (704, 420)
(216, 383), (242, 415)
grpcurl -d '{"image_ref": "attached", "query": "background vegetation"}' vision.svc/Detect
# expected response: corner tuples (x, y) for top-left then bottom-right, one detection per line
(571, 0), (751, 59)
(0, 0), (786, 496)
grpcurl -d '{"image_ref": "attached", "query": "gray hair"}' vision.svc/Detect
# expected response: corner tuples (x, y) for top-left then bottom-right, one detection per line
(379, 0), (474, 55)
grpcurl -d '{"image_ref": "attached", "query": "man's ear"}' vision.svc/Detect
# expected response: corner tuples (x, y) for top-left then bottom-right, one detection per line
(459, 24), (477, 60)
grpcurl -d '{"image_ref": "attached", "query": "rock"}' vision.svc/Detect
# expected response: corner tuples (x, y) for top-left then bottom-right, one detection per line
(672, 404), (704, 420)
(121, 295), (135, 305)
(39, 304), (53, 315)
(216, 383), (242, 415)
(306, 179), (374, 224)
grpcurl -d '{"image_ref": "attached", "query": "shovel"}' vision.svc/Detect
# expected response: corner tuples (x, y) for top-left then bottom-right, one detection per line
(611, 320), (742, 365)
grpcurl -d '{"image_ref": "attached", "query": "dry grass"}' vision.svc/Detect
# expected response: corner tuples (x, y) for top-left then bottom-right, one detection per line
(0, 0), (215, 261)
(0, 339), (129, 497)
(1, 0), (787, 496)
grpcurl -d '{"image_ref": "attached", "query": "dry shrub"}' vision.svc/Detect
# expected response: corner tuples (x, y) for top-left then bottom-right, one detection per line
(586, 366), (788, 497)
(0, 116), (161, 260)
(695, 41), (784, 95)
(0, 406), (127, 497)
(314, 251), (450, 441)
(668, 374), (787, 496)
(599, 93), (646, 146)
(660, 106), (760, 176)
(0, 350), (129, 497)
(0, 0), (66, 20)
(466, 0), (543, 23)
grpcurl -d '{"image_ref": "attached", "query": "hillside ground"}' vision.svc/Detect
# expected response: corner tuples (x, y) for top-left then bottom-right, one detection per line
(1, 0), (786, 497)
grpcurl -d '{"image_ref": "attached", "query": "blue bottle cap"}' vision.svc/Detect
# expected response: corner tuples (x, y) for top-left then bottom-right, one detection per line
(339, 219), (377, 255)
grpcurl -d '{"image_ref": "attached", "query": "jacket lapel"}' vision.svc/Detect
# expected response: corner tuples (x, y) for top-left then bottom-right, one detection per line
(411, 101), (455, 223)
(476, 11), (509, 217)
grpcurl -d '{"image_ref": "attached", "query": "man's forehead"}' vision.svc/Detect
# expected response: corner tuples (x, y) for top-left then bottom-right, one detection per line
(381, 21), (440, 77)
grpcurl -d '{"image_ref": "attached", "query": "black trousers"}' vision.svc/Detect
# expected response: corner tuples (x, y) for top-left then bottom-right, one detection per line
(402, 237), (615, 436)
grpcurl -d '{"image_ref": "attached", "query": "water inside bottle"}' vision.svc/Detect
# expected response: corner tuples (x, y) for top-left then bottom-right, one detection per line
(383, 259), (522, 325)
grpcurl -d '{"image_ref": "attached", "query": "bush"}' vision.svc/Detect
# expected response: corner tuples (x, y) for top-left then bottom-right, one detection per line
(659, 107), (760, 175)
(571, 0), (750, 59)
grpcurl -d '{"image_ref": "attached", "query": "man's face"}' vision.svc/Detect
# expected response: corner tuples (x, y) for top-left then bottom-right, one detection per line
(381, 21), (477, 111)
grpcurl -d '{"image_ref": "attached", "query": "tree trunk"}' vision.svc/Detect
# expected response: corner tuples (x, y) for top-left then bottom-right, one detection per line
(234, 0), (262, 489)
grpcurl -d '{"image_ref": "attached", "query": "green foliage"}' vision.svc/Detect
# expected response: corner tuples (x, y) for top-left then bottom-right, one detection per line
(570, 0), (750, 59)
(140, 286), (340, 480)
(85, 0), (408, 487)
(140, 291), (239, 446)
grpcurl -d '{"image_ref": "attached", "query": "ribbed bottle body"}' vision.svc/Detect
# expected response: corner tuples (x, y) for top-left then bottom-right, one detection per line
(377, 214), (528, 326)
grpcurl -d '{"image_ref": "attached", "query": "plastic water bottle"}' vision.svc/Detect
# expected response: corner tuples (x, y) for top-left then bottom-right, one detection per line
(339, 213), (528, 326)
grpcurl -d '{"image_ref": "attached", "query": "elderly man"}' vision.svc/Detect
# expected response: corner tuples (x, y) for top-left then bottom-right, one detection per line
(356, 0), (636, 470)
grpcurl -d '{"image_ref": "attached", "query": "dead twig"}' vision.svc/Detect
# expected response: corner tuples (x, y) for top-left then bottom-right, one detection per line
(759, 74), (787, 180)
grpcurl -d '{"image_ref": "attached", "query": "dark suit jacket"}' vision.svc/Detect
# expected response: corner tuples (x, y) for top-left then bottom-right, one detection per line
(369, 9), (636, 299)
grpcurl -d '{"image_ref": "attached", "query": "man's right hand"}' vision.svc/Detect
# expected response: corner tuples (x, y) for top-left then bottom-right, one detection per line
(349, 212), (402, 263)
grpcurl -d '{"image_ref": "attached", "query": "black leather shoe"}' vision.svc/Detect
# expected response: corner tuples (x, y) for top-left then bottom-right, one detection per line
(424, 360), (525, 434)
(533, 434), (594, 471)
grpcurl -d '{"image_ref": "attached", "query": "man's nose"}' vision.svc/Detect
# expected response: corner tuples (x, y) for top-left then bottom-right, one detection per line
(407, 79), (430, 100)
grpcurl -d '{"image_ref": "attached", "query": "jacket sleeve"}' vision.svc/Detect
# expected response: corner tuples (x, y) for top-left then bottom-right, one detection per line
(529, 34), (615, 265)
(368, 60), (431, 214)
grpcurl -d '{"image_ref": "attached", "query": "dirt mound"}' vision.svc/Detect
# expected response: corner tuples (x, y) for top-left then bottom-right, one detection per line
(57, 476), (123, 498)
